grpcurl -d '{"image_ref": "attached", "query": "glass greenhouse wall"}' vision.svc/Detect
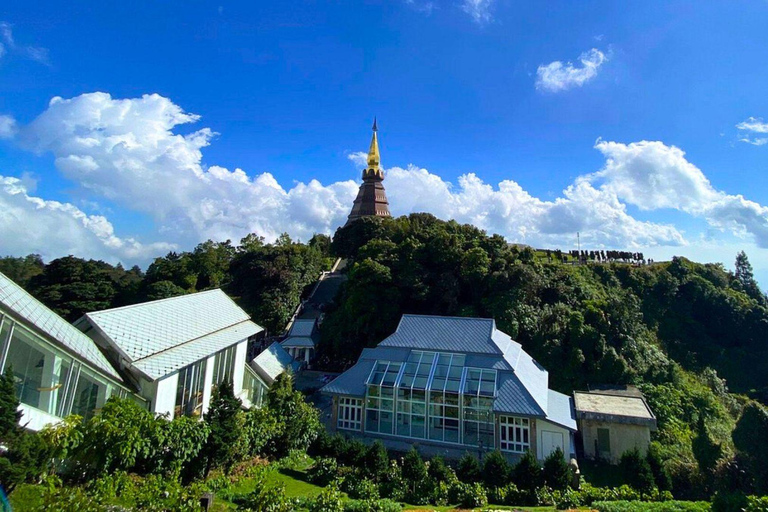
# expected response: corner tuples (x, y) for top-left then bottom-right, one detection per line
(363, 351), (501, 449)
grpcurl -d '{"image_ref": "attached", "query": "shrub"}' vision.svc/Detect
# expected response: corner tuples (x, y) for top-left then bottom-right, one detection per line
(344, 498), (402, 512)
(648, 442), (673, 492)
(344, 478), (380, 501)
(457, 481), (488, 508)
(263, 372), (321, 457)
(309, 483), (344, 512)
(554, 487), (583, 509)
(746, 495), (768, 512)
(456, 452), (481, 483)
(543, 447), (571, 490)
(593, 500), (711, 511)
(512, 450), (543, 490)
(244, 406), (280, 457)
(620, 447), (657, 493)
(482, 450), (511, 488)
(307, 457), (339, 487)
(401, 448), (427, 493)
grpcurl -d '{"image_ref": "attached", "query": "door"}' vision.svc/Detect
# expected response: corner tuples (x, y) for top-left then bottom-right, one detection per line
(541, 430), (565, 458)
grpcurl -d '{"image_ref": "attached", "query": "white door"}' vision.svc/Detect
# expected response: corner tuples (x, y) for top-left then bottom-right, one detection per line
(541, 430), (564, 458)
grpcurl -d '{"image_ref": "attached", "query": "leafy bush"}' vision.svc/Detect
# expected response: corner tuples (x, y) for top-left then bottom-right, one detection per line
(307, 457), (340, 487)
(543, 447), (571, 490)
(593, 500), (711, 511)
(457, 481), (488, 508)
(427, 455), (455, 484)
(343, 498), (402, 512)
(400, 448), (427, 495)
(746, 495), (768, 512)
(203, 381), (247, 474)
(309, 483), (344, 512)
(482, 450), (511, 488)
(343, 478), (380, 501)
(262, 372), (321, 458)
(456, 452), (481, 483)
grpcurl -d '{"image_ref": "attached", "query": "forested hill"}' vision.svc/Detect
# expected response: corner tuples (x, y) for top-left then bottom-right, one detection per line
(324, 214), (768, 400)
(0, 233), (334, 335)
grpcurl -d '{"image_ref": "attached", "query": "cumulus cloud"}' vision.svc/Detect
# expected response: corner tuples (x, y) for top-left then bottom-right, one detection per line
(736, 117), (768, 146)
(461, 0), (494, 23)
(536, 48), (607, 92)
(0, 175), (174, 263)
(590, 140), (768, 247)
(9, 91), (768, 266)
(0, 115), (16, 139)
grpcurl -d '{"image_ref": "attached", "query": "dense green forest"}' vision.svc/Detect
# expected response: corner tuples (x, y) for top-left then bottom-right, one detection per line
(0, 233), (333, 334)
(322, 214), (768, 498)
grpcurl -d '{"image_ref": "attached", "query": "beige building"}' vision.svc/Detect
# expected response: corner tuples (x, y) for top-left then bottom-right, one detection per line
(573, 387), (657, 463)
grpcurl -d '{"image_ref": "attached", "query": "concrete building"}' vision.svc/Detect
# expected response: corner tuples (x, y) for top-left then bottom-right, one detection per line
(321, 314), (576, 461)
(573, 387), (657, 463)
(76, 289), (268, 418)
(0, 272), (139, 431)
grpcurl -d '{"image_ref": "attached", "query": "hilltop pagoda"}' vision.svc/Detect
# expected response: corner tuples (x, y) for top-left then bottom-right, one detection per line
(345, 119), (391, 226)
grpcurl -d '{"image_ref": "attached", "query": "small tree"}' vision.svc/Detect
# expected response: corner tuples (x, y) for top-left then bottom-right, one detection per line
(428, 455), (455, 483)
(456, 452), (481, 483)
(482, 450), (511, 488)
(542, 447), (571, 490)
(401, 448), (428, 495)
(204, 381), (246, 474)
(646, 442), (672, 491)
(512, 450), (543, 491)
(733, 402), (768, 494)
(363, 441), (389, 482)
(0, 367), (21, 442)
(619, 447), (655, 493)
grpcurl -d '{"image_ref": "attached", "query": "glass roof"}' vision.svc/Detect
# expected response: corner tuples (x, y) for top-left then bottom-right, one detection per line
(367, 351), (497, 398)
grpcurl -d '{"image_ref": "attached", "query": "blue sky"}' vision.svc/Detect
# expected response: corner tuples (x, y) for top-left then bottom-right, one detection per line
(1, 1), (768, 283)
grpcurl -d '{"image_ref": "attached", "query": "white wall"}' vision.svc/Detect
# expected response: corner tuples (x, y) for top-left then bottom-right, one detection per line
(536, 419), (573, 460)
(152, 372), (179, 419)
(18, 404), (61, 432)
(232, 340), (247, 397)
(201, 354), (216, 415)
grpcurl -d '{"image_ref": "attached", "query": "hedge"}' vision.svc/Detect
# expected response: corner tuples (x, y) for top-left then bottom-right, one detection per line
(593, 500), (711, 512)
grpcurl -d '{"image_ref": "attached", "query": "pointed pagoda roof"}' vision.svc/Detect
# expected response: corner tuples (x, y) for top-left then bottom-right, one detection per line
(345, 119), (391, 226)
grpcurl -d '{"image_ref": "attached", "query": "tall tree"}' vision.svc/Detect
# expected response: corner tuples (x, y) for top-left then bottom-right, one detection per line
(735, 251), (765, 303)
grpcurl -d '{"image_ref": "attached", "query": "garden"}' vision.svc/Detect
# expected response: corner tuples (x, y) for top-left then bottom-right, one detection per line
(3, 369), (768, 511)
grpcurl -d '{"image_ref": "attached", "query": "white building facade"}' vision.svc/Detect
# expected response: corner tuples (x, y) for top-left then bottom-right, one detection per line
(0, 273), (141, 431)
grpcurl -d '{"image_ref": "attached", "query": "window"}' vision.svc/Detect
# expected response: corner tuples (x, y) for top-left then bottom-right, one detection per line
(365, 361), (401, 434)
(242, 364), (267, 408)
(4, 322), (73, 416)
(597, 428), (611, 453)
(175, 359), (207, 417)
(463, 395), (494, 447)
(338, 397), (362, 431)
(500, 416), (530, 453)
(212, 345), (237, 386)
(71, 369), (102, 420)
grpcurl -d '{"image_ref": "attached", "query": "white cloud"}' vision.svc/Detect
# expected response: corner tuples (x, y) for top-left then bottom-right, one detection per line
(736, 117), (768, 146)
(536, 48), (607, 93)
(8, 91), (768, 267)
(0, 21), (50, 66)
(0, 175), (174, 263)
(591, 140), (768, 247)
(737, 117), (768, 133)
(461, 0), (494, 23)
(0, 115), (16, 139)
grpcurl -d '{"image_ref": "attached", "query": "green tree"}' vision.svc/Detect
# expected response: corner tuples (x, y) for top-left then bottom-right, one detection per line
(401, 448), (427, 496)
(619, 447), (656, 493)
(363, 441), (389, 482)
(735, 251), (764, 303)
(512, 451), (542, 491)
(203, 381), (246, 474)
(482, 450), (511, 488)
(732, 402), (768, 494)
(456, 452), (481, 483)
(0, 254), (44, 288)
(542, 447), (571, 490)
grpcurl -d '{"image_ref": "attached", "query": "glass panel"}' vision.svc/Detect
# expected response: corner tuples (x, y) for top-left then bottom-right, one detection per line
(175, 359), (207, 418)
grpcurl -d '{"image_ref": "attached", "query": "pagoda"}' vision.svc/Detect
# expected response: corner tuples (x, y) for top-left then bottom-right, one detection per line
(345, 119), (391, 226)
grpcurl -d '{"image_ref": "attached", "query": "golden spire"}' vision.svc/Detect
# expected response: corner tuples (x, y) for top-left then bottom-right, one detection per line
(366, 118), (381, 173)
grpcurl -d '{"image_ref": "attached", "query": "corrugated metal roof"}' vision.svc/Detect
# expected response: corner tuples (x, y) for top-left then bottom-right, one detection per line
(85, 289), (253, 363)
(544, 390), (577, 431)
(251, 342), (301, 384)
(320, 359), (375, 397)
(134, 320), (260, 380)
(494, 373), (546, 417)
(288, 319), (316, 337)
(378, 315), (500, 354)
(0, 272), (122, 381)
(280, 337), (315, 348)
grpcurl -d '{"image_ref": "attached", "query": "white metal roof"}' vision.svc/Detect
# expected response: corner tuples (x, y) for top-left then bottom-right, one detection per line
(85, 289), (251, 361)
(0, 272), (122, 381)
(83, 289), (263, 380)
(251, 342), (301, 384)
(134, 320), (261, 380)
